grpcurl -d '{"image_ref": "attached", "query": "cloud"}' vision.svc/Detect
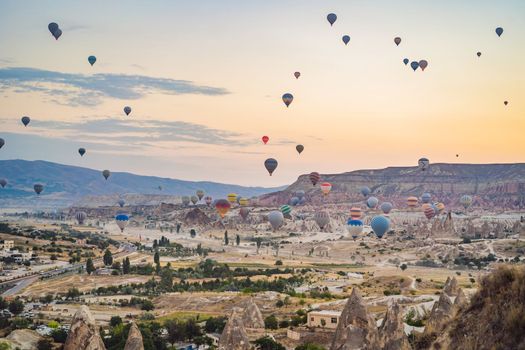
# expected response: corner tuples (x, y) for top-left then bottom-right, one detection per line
(0, 67), (229, 106)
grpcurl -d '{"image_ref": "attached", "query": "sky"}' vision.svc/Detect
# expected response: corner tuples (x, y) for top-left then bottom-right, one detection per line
(0, 0), (524, 187)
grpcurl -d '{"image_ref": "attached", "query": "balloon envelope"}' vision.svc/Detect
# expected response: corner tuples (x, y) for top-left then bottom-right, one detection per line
(477, 52), (481, 57)
(196, 190), (205, 200)
(460, 195), (473, 210)
(380, 202), (393, 214)
(327, 13), (337, 26)
(314, 211), (330, 229)
(76, 212), (87, 225)
(268, 210), (284, 230)
(403, 58), (409, 65)
(280, 205), (292, 216)
(88, 56), (97, 66)
(48, 23), (59, 34)
(320, 182), (332, 196)
(421, 193), (432, 203)
(418, 157), (430, 171)
(239, 207), (250, 220)
(424, 206), (436, 220)
(124, 106), (132, 116)
(342, 35), (350, 45)
(78, 148), (86, 157)
(295, 190), (305, 200)
(495, 27), (503, 37)
(227, 193), (238, 204)
(34, 184), (44, 195)
(296, 144), (304, 154)
(215, 199), (231, 218)
(419, 60), (428, 71)
(239, 197), (249, 206)
(181, 196), (191, 206)
(347, 219), (363, 238)
(118, 199), (125, 207)
(262, 135), (269, 144)
(309, 172), (320, 186)
(282, 93), (293, 107)
(407, 196), (419, 208)
(0, 179), (7, 188)
(21, 116), (30, 127)
(410, 61), (419, 71)
(190, 196), (198, 205)
(264, 158), (278, 176)
(394, 37), (401, 46)
(0, 138), (4, 149)
(371, 215), (390, 238)
(350, 207), (362, 220)
(204, 196), (213, 206)
(367, 197), (379, 209)
(115, 214), (129, 232)
(102, 170), (110, 180)
(290, 197), (300, 206)
(294, 72), (300, 79)
(53, 28), (62, 40)
(360, 186), (371, 197)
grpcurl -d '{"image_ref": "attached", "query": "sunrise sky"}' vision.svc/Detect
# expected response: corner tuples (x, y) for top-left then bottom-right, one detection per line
(0, 0), (524, 186)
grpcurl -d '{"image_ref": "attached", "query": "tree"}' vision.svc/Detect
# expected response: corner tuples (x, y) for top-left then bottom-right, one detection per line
(205, 316), (227, 333)
(51, 328), (68, 343)
(159, 268), (173, 291)
(141, 299), (154, 311)
(110, 316), (123, 327)
(264, 315), (278, 330)
(185, 318), (202, 340)
(154, 251), (160, 265)
(400, 263), (408, 271)
(255, 237), (263, 254)
(190, 229), (196, 238)
(275, 260), (283, 266)
(103, 249), (113, 266)
(165, 319), (186, 345)
(236, 235), (240, 246)
(40, 294), (53, 304)
(86, 258), (95, 275)
(37, 339), (53, 350)
(8, 299), (24, 315)
(295, 343), (327, 350)
(66, 288), (81, 300)
(123, 257), (131, 274)
(0, 297), (8, 310)
(254, 336), (286, 350)
(224, 231), (229, 246)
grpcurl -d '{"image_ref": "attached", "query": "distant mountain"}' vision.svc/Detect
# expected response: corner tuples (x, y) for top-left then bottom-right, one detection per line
(259, 163), (525, 210)
(0, 160), (286, 208)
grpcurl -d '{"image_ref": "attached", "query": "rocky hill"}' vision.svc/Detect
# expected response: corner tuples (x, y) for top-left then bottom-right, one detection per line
(260, 163), (525, 210)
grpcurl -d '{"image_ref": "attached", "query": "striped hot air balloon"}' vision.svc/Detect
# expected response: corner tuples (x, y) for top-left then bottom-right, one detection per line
(320, 182), (332, 196)
(309, 172), (320, 186)
(350, 207), (362, 220)
(314, 211), (330, 229)
(239, 197), (249, 206)
(424, 206), (436, 220)
(460, 195), (473, 210)
(227, 193), (238, 204)
(407, 196), (419, 208)
(280, 205), (292, 216)
(75, 212), (87, 225)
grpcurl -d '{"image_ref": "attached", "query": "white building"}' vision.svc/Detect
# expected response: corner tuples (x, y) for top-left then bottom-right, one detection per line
(307, 310), (341, 329)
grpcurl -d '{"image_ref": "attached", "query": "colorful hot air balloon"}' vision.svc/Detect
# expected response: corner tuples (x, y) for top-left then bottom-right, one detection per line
(0, 138), (4, 149)
(0, 179), (7, 188)
(435, 202), (445, 213)
(477, 52), (482, 57)
(421, 193), (432, 204)
(371, 215), (390, 238)
(367, 196), (379, 209)
(460, 195), (473, 210)
(78, 148), (86, 157)
(320, 182), (332, 196)
(296, 144), (304, 154)
(350, 207), (362, 220)
(360, 186), (371, 197)
(410, 61), (419, 71)
(196, 190), (205, 201)
(380, 202), (393, 214)
(75, 212), (87, 225)
(268, 210), (284, 230)
(239, 207), (250, 220)
(215, 199), (231, 218)
(34, 184), (44, 195)
(88, 55), (97, 66)
(424, 206), (436, 220)
(181, 196), (190, 206)
(227, 193), (238, 204)
(239, 197), (249, 206)
(118, 199), (125, 208)
(191, 196), (198, 205)
(204, 196), (213, 206)
(280, 204), (292, 216)
(394, 37), (401, 46)
(403, 58), (409, 65)
(102, 170), (111, 180)
(342, 35), (350, 45)
(407, 196), (419, 208)
(115, 214), (129, 232)
(294, 72), (301, 79)
(282, 93), (293, 107)
(264, 158), (278, 176)
(419, 60), (428, 71)
(21, 116), (30, 127)
(327, 13), (337, 26)
(495, 27), (503, 37)
(262, 136), (269, 144)
(309, 172), (320, 186)
(124, 106), (132, 116)
(418, 157), (430, 171)
(347, 219), (363, 239)
(314, 211), (330, 229)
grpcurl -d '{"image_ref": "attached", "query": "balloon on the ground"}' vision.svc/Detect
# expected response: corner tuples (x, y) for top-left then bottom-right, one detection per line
(75, 212), (87, 225)
(21, 116), (30, 127)
(403, 58), (409, 65)
(115, 214), (129, 232)
(78, 148), (86, 157)
(296, 144), (304, 154)
(380, 202), (393, 214)
(371, 215), (390, 238)
(360, 186), (371, 197)
(350, 207), (362, 219)
(262, 136), (269, 144)
(419, 60), (428, 71)
(124, 106), (132, 116)
(418, 157), (430, 171)
(264, 158), (278, 176)
(421, 193), (432, 203)
(102, 170), (110, 180)
(34, 184), (44, 195)
(320, 182), (332, 196)
(0, 179), (7, 188)
(215, 199), (231, 218)
(327, 13), (337, 26)
(88, 56), (97, 66)
(294, 72), (300, 79)
(394, 37), (401, 46)
(196, 190), (205, 200)
(268, 210), (284, 230)
(495, 27), (503, 37)
(367, 196), (379, 209)
(342, 35), (350, 45)
(410, 61), (419, 71)
(314, 211), (330, 229)
(347, 219), (363, 238)
(309, 172), (320, 186)
(282, 93), (293, 107)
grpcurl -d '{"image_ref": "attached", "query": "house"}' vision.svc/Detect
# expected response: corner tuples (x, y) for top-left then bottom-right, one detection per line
(0, 240), (14, 251)
(307, 310), (341, 329)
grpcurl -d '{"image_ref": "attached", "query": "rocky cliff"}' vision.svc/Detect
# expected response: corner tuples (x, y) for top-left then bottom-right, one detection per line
(219, 307), (251, 350)
(64, 305), (106, 350)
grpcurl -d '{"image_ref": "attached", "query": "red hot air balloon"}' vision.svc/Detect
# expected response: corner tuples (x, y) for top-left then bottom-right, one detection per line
(309, 172), (320, 186)
(262, 136), (269, 144)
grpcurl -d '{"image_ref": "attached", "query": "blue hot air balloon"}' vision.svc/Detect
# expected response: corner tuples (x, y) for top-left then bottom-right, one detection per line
(347, 219), (363, 239)
(360, 186), (371, 197)
(342, 35), (350, 45)
(327, 13), (337, 26)
(421, 193), (432, 204)
(290, 197), (300, 206)
(115, 214), (129, 232)
(366, 196), (379, 209)
(495, 27), (503, 37)
(403, 58), (409, 65)
(88, 56), (97, 66)
(371, 215), (390, 238)
(410, 61), (419, 71)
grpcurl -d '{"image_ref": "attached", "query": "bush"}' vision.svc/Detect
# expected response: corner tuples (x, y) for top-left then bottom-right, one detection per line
(264, 315), (278, 329)
(275, 260), (283, 266)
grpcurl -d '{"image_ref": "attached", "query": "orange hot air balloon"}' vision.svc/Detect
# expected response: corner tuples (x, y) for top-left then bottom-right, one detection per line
(215, 199), (231, 218)
(320, 182), (332, 196)
(262, 136), (269, 144)
(407, 196), (419, 208)
(350, 207), (362, 220)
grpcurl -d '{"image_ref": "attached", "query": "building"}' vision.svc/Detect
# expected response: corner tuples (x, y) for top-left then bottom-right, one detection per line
(307, 310), (341, 329)
(0, 240), (14, 251)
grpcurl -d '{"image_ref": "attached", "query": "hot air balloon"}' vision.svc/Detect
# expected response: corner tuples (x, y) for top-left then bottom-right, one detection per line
(21, 116), (30, 127)
(367, 197), (379, 209)
(394, 37), (401, 46)
(371, 215), (390, 238)
(280, 204), (292, 216)
(239, 207), (250, 220)
(262, 136), (269, 144)
(75, 212), (87, 225)
(347, 219), (363, 239)
(495, 27), (503, 37)
(435, 202), (445, 213)
(477, 52), (482, 57)
(419, 60), (428, 71)
(115, 214), (129, 232)
(424, 206), (436, 220)
(48, 23), (59, 35)
(268, 211), (284, 230)
(360, 186), (371, 197)
(295, 190), (305, 200)
(418, 157), (430, 171)
(314, 211), (330, 229)
(327, 13), (337, 26)
(296, 144), (304, 154)
(407, 196), (419, 208)
(196, 190), (205, 200)
(282, 93), (293, 107)
(78, 148), (86, 157)
(118, 199), (125, 208)
(250, 196), (259, 206)
(403, 58), (409, 65)
(342, 35), (350, 45)
(239, 197), (249, 206)
(504, 101), (508, 106)
(290, 197), (300, 206)
(309, 172), (320, 186)
(204, 196), (213, 206)
(88, 55), (97, 66)
(460, 195), (473, 210)
(380, 202), (393, 214)
(226, 194), (236, 205)
(191, 196), (198, 205)
(264, 158), (278, 176)
(294, 72), (301, 79)
(124, 106), (132, 116)
(421, 193), (432, 204)
(34, 184), (44, 195)
(410, 61), (419, 71)
(350, 207), (362, 220)
(157, 185), (162, 191)
(320, 182), (332, 196)
(0, 138), (4, 149)
(0, 179), (7, 188)
(102, 170), (110, 180)
(53, 28), (62, 40)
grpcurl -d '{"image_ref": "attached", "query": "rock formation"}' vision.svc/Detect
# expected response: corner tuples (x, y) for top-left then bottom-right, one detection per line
(124, 322), (144, 350)
(0, 329), (42, 350)
(219, 307), (251, 350)
(241, 298), (265, 329)
(453, 288), (468, 309)
(379, 302), (411, 350)
(442, 276), (459, 297)
(424, 293), (454, 335)
(330, 288), (380, 350)
(64, 305), (106, 350)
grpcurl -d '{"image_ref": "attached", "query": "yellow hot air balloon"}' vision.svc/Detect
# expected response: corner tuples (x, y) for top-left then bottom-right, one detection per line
(320, 182), (332, 196)
(435, 202), (445, 213)
(239, 197), (249, 206)
(227, 193), (238, 204)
